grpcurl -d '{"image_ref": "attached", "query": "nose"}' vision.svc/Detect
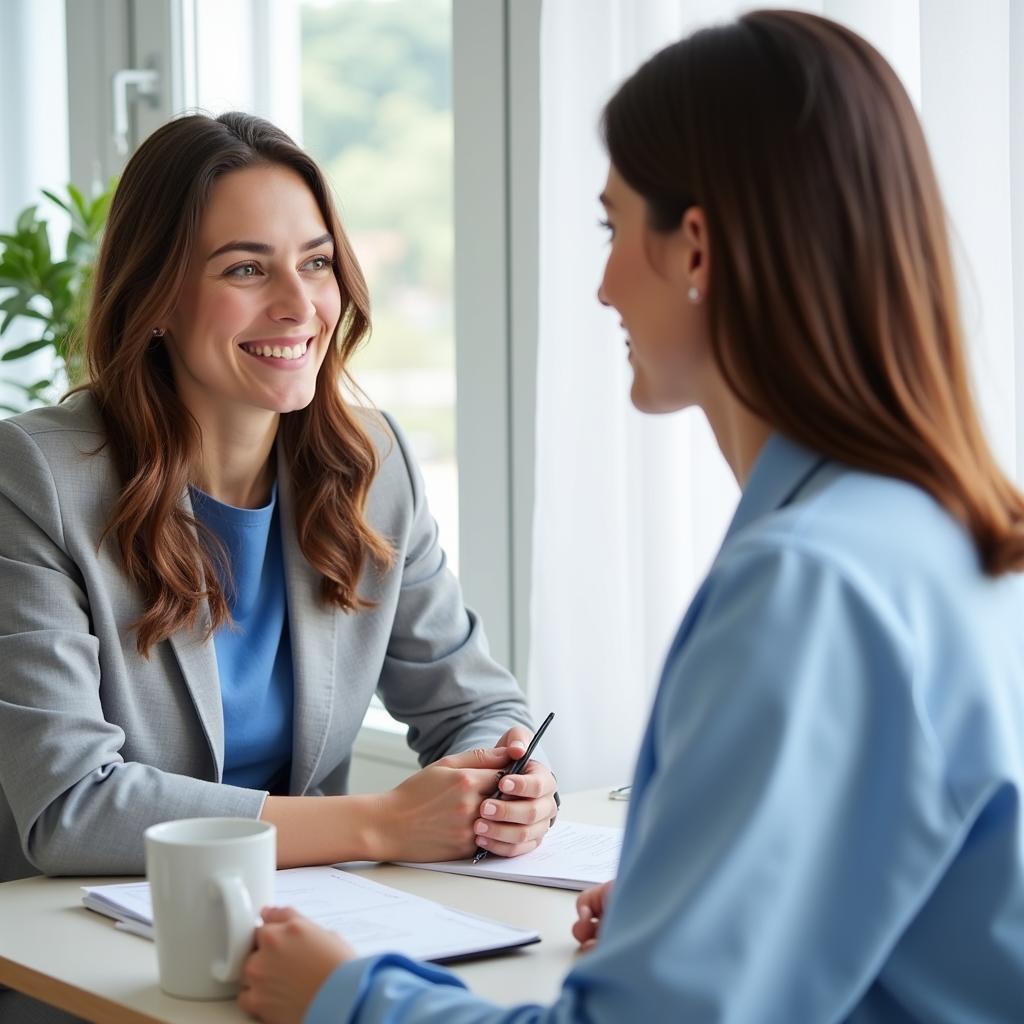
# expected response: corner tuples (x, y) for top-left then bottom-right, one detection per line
(597, 280), (611, 307)
(268, 270), (316, 324)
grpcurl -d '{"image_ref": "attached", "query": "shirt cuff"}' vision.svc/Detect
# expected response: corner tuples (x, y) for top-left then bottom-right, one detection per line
(304, 954), (467, 1024)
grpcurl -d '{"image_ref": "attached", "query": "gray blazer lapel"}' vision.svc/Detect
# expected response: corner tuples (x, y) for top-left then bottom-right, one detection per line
(167, 488), (225, 779)
(168, 620), (225, 779)
(276, 444), (337, 794)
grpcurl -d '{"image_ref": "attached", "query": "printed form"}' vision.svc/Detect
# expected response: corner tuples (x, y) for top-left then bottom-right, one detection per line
(82, 866), (539, 962)
(397, 821), (623, 890)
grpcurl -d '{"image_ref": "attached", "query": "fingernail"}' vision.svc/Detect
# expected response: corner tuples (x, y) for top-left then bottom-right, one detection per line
(499, 778), (515, 793)
(475, 821), (489, 834)
(477, 837), (489, 847)
(483, 801), (497, 816)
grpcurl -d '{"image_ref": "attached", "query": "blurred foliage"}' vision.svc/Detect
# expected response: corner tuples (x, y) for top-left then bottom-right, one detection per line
(0, 182), (115, 413)
(300, 0), (454, 405)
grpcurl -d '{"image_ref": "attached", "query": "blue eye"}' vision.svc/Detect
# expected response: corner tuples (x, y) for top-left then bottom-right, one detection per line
(227, 263), (260, 279)
(304, 255), (334, 272)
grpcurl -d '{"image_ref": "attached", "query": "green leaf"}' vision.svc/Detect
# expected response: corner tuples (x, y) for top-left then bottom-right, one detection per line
(29, 222), (52, 276)
(1, 338), (53, 361)
(0, 402), (24, 414)
(15, 205), (39, 234)
(44, 260), (75, 288)
(67, 233), (98, 270)
(0, 309), (48, 336)
(0, 250), (33, 283)
(67, 184), (88, 224)
(41, 189), (73, 216)
(0, 236), (32, 262)
(23, 379), (53, 400)
(0, 293), (30, 314)
(87, 195), (112, 235)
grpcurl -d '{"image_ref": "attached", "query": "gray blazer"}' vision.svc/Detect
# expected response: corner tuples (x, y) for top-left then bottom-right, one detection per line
(0, 391), (530, 884)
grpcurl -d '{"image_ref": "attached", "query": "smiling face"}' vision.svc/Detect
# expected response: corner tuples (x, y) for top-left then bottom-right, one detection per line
(597, 165), (712, 414)
(164, 163), (342, 427)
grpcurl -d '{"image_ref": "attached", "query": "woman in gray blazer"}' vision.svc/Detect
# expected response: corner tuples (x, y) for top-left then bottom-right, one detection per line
(0, 112), (556, 898)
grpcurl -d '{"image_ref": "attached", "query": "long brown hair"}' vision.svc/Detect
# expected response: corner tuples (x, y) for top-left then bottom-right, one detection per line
(81, 112), (393, 655)
(603, 10), (1024, 574)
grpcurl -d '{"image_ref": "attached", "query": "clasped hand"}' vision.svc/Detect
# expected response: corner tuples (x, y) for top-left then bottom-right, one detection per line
(373, 725), (558, 863)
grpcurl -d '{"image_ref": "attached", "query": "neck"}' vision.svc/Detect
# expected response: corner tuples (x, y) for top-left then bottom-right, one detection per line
(190, 406), (280, 508)
(701, 379), (773, 487)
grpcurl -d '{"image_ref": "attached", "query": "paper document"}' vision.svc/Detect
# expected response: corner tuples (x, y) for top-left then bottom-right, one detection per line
(396, 820), (622, 890)
(82, 866), (539, 963)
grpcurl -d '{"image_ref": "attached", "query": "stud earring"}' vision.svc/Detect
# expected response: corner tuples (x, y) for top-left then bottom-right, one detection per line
(151, 327), (165, 337)
(687, 286), (701, 304)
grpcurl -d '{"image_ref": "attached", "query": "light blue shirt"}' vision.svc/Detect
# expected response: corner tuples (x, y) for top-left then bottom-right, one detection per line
(306, 435), (1024, 1023)
(192, 484), (294, 791)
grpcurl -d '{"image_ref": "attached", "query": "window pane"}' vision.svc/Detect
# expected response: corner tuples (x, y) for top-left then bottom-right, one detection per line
(301, 0), (458, 572)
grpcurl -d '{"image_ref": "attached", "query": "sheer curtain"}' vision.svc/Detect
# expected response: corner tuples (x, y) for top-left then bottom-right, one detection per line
(529, 0), (1024, 790)
(0, 0), (69, 407)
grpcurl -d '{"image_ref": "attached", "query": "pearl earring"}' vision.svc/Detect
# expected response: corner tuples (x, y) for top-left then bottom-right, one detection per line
(151, 327), (165, 337)
(687, 286), (701, 304)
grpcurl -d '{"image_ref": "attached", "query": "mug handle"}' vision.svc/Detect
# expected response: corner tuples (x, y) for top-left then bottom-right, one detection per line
(209, 874), (256, 984)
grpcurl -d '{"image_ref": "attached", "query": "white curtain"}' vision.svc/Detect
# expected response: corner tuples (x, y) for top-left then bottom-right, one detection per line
(529, 0), (1024, 791)
(0, 0), (69, 404)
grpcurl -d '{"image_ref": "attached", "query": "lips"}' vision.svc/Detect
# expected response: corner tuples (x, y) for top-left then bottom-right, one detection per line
(239, 338), (310, 361)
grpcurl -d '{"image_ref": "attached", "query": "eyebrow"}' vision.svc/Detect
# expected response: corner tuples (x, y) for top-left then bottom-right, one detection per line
(598, 193), (614, 209)
(206, 232), (334, 261)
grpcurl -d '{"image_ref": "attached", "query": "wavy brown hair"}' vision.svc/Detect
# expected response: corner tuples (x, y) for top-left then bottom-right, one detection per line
(603, 10), (1024, 574)
(79, 112), (393, 655)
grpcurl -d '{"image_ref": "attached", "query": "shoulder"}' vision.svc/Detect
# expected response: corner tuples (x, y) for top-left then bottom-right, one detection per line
(720, 463), (984, 619)
(703, 462), (1018, 671)
(686, 462), (1024, 805)
(350, 405), (427, 510)
(0, 391), (118, 529)
(0, 390), (107, 464)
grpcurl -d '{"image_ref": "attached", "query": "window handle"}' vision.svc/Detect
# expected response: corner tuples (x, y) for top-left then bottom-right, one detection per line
(112, 68), (160, 156)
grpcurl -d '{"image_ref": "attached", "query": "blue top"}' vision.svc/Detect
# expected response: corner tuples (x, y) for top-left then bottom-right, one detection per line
(192, 484), (294, 792)
(305, 435), (1024, 1022)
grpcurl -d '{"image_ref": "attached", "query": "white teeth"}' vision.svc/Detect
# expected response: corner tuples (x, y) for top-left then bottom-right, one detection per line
(242, 340), (308, 359)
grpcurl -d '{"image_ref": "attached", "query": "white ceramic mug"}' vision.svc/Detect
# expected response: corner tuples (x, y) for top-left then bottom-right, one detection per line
(144, 817), (276, 1000)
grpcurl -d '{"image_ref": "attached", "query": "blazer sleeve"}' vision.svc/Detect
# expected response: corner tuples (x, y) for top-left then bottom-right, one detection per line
(0, 418), (264, 877)
(371, 413), (536, 766)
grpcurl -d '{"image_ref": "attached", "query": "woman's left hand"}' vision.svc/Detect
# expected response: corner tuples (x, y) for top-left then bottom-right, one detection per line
(474, 725), (559, 858)
(238, 907), (355, 1024)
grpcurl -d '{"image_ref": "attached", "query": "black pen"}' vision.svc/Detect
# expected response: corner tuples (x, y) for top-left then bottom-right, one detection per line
(472, 712), (554, 865)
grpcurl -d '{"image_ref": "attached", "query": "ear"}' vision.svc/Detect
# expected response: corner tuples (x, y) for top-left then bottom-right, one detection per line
(664, 206), (710, 298)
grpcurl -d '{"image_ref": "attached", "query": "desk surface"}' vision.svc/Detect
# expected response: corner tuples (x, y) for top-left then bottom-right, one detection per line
(0, 790), (624, 1024)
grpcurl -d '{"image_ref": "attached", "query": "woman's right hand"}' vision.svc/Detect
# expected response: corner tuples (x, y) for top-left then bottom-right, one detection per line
(573, 880), (614, 950)
(371, 746), (516, 862)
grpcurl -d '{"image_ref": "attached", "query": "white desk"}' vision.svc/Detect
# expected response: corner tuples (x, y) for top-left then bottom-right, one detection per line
(0, 790), (624, 1024)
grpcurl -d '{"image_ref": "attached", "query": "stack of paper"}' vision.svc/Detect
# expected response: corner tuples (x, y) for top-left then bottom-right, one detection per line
(83, 866), (539, 963)
(397, 821), (622, 890)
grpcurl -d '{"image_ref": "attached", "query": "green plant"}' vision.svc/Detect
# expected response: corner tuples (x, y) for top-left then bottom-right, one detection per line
(0, 181), (115, 413)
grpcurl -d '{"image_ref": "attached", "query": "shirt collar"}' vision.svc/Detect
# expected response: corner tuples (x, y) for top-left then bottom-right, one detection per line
(722, 433), (828, 545)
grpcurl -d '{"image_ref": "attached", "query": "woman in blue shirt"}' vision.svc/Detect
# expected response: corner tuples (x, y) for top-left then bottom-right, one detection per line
(237, 10), (1024, 1023)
